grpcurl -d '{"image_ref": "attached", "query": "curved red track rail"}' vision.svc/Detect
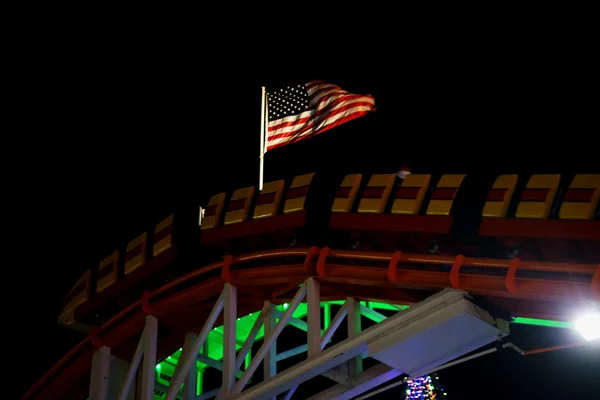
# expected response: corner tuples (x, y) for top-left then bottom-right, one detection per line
(23, 247), (599, 400)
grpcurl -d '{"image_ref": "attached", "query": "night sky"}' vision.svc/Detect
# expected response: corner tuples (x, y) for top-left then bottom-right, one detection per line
(10, 72), (599, 399)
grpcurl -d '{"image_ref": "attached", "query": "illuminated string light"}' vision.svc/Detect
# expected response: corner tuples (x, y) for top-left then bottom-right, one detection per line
(404, 374), (447, 399)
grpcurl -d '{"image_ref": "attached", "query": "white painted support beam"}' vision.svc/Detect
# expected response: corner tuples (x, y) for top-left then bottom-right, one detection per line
(200, 341), (208, 395)
(282, 386), (296, 400)
(306, 277), (321, 358)
(155, 382), (183, 400)
(235, 303), (268, 371)
(222, 283), (237, 398)
(90, 346), (111, 400)
(276, 317), (348, 364)
(182, 333), (198, 400)
(215, 303), (269, 400)
(347, 297), (363, 376)
(196, 354), (244, 379)
(249, 289), (502, 400)
(273, 309), (324, 334)
(235, 340), (368, 400)
(264, 302), (278, 400)
(360, 304), (388, 323)
(118, 324), (147, 400)
(166, 291), (225, 400)
(109, 355), (135, 400)
(307, 364), (402, 400)
(321, 303), (347, 350)
(276, 344), (308, 362)
(197, 387), (220, 400)
(283, 301), (349, 400)
(230, 284), (307, 396)
(264, 302), (277, 400)
(140, 315), (158, 400)
(321, 298), (363, 386)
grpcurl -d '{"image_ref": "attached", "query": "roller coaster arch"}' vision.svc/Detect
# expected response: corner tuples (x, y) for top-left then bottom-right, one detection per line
(23, 170), (600, 399)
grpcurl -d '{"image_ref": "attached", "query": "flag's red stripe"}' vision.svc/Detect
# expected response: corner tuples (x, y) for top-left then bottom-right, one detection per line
(267, 110), (374, 151)
(269, 114), (314, 132)
(269, 95), (374, 128)
(268, 91), (374, 134)
(268, 98), (374, 136)
(311, 92), (369, 110)
(268, 101), (375, 143)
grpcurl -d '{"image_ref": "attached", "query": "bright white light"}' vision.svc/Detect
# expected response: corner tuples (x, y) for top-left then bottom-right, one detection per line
(574, 312), (600, 341)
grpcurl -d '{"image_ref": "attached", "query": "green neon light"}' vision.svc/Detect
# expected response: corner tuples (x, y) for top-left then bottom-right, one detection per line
(512, 317), (573, 329)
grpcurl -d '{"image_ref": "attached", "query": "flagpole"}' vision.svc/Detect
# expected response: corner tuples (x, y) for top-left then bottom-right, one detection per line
(259, 86), (266, 190)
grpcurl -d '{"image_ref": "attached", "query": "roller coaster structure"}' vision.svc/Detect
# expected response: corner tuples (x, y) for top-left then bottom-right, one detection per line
(23, 170), (599, 399)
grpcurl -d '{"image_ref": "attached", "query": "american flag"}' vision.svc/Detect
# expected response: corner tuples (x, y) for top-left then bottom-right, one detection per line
(265, 80), (376, 151)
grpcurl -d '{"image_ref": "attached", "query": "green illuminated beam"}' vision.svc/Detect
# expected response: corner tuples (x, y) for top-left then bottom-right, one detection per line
(512, 317), (573, 329)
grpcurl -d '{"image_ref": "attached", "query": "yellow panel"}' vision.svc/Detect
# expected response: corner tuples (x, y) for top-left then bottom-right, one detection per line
(284, 172), (315, 213)
(437, 174), (467, 188)
(57, 269), (91, 326)
(224, 186), (255, 225)
(516, 174), (561, 219)
(391, 174), (431, 215)
(559, 174), (600, 220)
(482, 174), (518, 217)
(358, 174), (395, 214)
(331, 173), (362, 212)
(125, 232), (147, 275)
(97, 251), (119, 293)
(153, 214), (173, 257)
(201, 192), (226, 230)
(254, 179), (285, 219)
(426, 174), (467, 216)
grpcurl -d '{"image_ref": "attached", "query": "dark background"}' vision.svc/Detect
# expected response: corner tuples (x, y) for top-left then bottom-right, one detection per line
(9, 69), (600, 399)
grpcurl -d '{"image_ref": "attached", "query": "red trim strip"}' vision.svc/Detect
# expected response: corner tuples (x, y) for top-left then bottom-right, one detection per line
(487, 188), (507, 201)
(204, 204), (218, 217)
(564, 188), (594, 203)
(286, 185), (309, 199)
(97, 264), (115, 280)
(336, 187), (352, 198)
(256, 192), (277, 205)
(227, 199), (247, 212)
(395, 187), (420, 199)
(362, 187), (385, 198)
(432, 188), (456, 200)
(154, 225), (172, 242)
(125, 244), (143, 262)
(520, 188), (549, 202)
